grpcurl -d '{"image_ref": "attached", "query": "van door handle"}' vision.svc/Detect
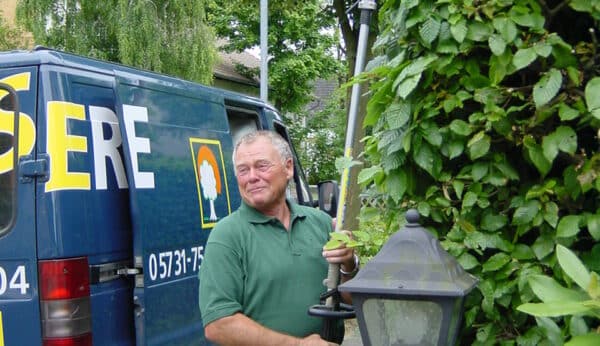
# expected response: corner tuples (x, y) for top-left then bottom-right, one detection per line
(19, 154), (50, 183)
(117, 268), (141, 276)
(90, 261), (136, 283)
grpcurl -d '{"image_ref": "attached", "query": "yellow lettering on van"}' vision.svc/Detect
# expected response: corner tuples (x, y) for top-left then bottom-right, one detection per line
(0, 72), (36, 174)
(45, 101), (90, 191)
(0, 310), (4, 346)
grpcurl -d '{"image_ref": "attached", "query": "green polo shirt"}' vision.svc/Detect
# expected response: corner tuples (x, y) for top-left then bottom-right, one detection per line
(198, 200), (334, 337)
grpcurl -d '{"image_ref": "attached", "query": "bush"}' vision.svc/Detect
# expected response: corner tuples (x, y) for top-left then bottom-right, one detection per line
(359, 0), (600, 344)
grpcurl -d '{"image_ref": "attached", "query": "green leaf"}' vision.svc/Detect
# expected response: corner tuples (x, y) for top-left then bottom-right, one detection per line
(471, 162), (488, 181)
(417, 201), (431, 217)
(558, 103), (581, 121)
(457, 252), (479, 270)
(517, 301), (592, 317)
(527, 275), (587, 302)
(449, 119), (472, 136)
(589, 273), (600, 299)
(450, 19), (467, 43)
(462, 191), (478, 208)
(533, 68), (562, 109)
(385, 101), (412, 129)
(482, 253), (511, 272)
(395, 55), (438, 84)
(536, 317), (563, 346)
(488, 34), (506, 56)
(533, 43), (553, 58)
(493, 160), (519, 181)
(513, 200), (541, 225)
(466, 21), (492, 42)
(419, 16), (441, 45)
(336, 156), (361, 174)
(543, 202), (559, 228)
(457, 218), (476, 233)
(584, 77), (600, 119)
(566, 66), (582, 86)
(385, 171), (407, 203)
(323, 239), (343, 250)
(513, 48), (537, 70)
(330, 232), (349, 241)
(566, 333), (600, 346)
(492, 17), (518, 43)
(358, 165), (384, 184)
(452, 180), (464, 199)
(413, 142), (441, 178)
(396, 73), (422, 99)
(569, 316), (589, 338)
(481, 213), (508, 232)
(512, 244), (536, 260)
(525, 139), (552, 176)
(421, 123), (443, 147)
(557, 215), (582, 238)
(557, 244), (591, 291)
(467, 131), (491, 160)
(489, 54), (508, 85)
(533, 235), (553, 259)
(570, 0), (594, 12)
(587, 213), (600, 241)
(511, 12), (545, 30)
(542, 126), (578, 162)
(445, 139), (464, 159)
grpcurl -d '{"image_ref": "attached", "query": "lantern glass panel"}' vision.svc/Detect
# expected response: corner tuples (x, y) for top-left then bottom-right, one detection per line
(362, 298), (442, 346)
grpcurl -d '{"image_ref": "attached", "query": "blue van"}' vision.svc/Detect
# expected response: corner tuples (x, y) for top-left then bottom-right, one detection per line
(0, 48), (322, 345)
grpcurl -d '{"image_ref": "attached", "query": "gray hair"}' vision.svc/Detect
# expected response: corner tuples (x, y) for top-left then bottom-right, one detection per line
(232, 130), (293, 168)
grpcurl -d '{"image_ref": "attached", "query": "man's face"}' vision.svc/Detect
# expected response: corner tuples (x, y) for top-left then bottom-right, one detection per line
(234, 137), (293, 212)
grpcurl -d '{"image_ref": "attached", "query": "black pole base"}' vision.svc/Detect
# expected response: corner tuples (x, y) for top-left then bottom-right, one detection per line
(308, 303), (355, 344)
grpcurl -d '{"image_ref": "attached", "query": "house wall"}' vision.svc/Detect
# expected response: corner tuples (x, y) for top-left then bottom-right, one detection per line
(1, 0), (17, 22)
(213, 78), (260, 98)
(1, 0), (34, 46)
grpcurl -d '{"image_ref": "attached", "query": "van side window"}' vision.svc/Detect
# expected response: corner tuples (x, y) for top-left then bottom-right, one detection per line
(273, 123), (313, 206)
(0, 87), (17, 234)
(227, 106), (259, 149)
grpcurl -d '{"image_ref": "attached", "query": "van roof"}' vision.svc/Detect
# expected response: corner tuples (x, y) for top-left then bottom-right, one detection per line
(0, 47), (276, 112)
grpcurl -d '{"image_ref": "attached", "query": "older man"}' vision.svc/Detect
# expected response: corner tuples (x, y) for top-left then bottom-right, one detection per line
(199, 130), (357, 346)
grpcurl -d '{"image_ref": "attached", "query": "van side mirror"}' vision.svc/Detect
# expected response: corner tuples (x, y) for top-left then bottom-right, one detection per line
(0, 82), (19, 235)
(317, 180), (339, 218)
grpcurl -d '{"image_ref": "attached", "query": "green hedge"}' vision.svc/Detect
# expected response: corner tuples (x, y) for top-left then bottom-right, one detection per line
(358, 0), (600, 344)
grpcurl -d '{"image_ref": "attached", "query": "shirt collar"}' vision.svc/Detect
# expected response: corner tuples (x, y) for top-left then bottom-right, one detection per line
(239, 199), (307, 225)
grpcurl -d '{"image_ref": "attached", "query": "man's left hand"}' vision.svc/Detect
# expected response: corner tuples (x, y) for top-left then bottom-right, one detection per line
(322, 230), (356, 273)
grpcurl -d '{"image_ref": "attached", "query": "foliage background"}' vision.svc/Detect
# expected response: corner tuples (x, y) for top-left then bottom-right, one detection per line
(206, 0), (341, 114)
(288, 88), (346, 184)
(0, 11), (26, 50)
(16, 0), (217, 84)
(357, 0), (600, 344)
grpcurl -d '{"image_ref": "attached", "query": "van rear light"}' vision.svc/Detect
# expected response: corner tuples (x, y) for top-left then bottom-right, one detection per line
(39, 257), (92, 346)
(41, 333), (93, 346)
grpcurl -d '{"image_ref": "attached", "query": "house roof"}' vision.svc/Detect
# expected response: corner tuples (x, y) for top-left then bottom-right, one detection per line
(306, 78), (338, 112)
(214, 44), (260, 86)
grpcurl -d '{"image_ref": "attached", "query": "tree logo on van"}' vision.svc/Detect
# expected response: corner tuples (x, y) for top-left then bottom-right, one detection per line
(189, 138), (231, 229)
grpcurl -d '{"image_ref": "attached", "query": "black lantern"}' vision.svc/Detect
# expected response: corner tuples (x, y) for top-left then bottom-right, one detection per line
(338, 209), (478, 346)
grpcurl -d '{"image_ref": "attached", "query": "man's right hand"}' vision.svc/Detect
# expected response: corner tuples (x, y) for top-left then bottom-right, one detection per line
(299, 334), (339, 346)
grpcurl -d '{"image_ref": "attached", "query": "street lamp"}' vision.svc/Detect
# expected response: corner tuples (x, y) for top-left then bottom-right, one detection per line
(338, 209), (478, 346)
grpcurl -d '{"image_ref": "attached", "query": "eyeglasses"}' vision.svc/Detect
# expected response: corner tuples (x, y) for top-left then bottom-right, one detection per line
(236, 161), (275, 177)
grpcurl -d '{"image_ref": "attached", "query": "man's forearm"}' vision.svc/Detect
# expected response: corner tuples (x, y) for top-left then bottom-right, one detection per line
(204, 313), (302, 346)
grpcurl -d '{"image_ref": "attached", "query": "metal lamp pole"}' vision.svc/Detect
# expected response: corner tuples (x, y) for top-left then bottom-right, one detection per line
(260, 0), (268, 102)
(309, 0), (377, 343)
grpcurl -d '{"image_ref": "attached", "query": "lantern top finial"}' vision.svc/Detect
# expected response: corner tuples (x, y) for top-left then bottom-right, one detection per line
(406, 209), (420, 225)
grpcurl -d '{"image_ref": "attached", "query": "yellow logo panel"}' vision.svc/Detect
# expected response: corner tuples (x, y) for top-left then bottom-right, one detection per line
(189, 138), (231, 229)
